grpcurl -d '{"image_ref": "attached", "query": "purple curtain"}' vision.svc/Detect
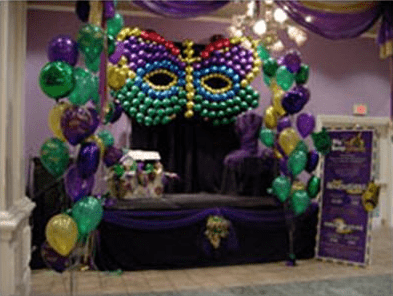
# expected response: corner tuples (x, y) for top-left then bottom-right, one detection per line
(133, 0), (230, 18)
(275, 1), (383, 40)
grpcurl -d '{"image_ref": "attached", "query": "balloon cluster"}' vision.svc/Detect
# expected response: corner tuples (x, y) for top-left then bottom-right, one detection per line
(257, 45), (332, 216)
(108, 27), (262, 126)
(38, 1), (127, 272)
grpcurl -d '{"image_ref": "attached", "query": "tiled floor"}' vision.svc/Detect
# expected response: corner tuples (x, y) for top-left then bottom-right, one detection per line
(31, 226), (392, 296)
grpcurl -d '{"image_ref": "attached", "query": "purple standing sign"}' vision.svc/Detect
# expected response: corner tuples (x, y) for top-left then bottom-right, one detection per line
(316, 130), (374, 266)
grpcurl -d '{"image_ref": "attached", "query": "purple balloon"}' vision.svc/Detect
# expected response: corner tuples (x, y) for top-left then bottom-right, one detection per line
(306, 150), (319, 173)
(277, 117), (292, 133)
(281, 89), (308, 115)
(61, 106), (99, 146)
(293, 85), (310, 102)
(77, 142), (100, 178)
(65, 165), (94, 202)
(283, 50), (302, 73)
(103, 146), (123, 167)
(279, 158), (291, 177)
(109, 43), (124, 64)
(103, 1), (115, 19)
(47, 35), (79, 66)
(41, 242), (70, 273)
(110, 101), (123, 123)
(297, 113), (316, 138)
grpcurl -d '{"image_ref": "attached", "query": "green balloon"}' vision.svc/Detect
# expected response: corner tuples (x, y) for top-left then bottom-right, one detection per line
(221, 118), (229, 125)
(212, 119), (220, 126)
(104, 102), (115, 124)
(245, 94), (253, 104)
(40, 138), (69, 177)
(307, 175), (321, 198)
(68, 68), (92, 106)
(139, 104), (148, 113)
(144, 116), (153, 126)
(170, 96), (179, 104)
(173, 105), (182, 113)
(295, 64), (309, 85)
(219, 101), (227, 109)
(251, 100), (259, 108)
(211, 102), (219, 109)
(165, 107), (174, 115)
(311, 128), (332, 155)
(240, 101), (248, 110)
(208, 110), (217, 118)
(147, 108), (156, 116)
(288, 150), (307, 176)
(272, 176), (291, 202)
(161, 116), (171, 125)
(263, 58), (278, 77)
(294, 140), (308, 155)
(77, 24), (104, 61)
(113, 164), (125, 177)
(85, 56), (101, 73)
(291, 190), (310, 215)
(201, 109), (209, 117)
(238, 89), (247, 99)
(263, 74), (271, 86)
(276, 66), (295, 91)
(129, 107), (137, 116)
(194, 95), (203, 102)
(107, 35), (116, 56)
(217, 110), (225, 118)
(72, 196), (103, 236)
(259, 129), (275, 147)
(257, 44), (270, 61)
(97, 130), (114, 147)
(107, 13), (124, 38)
(90, 75), (100, 105)
(157, 109), (165, 117)
(194, 104), (202, 112)
(39, 61), (75, 99)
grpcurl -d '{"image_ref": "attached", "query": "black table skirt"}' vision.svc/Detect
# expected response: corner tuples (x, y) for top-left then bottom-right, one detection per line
(94, 194), (318, 271)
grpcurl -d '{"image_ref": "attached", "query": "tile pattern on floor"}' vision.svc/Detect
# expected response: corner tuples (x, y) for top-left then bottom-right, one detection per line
(31, 226), (392, 296)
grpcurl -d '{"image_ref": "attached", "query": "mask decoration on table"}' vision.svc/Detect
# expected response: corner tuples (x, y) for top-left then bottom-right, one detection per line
(258, 46), (332, 216)
(204, 215), (231, 249)
(37, 1), (123, 272)
(108, 28), (262, 126)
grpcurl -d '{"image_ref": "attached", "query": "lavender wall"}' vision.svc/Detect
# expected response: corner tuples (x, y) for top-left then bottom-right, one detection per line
(25, 9), (390, 167)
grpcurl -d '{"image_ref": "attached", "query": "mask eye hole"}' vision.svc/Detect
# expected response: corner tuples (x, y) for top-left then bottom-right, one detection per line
(144, 69), (178, 90)
(201, 74), (232, 94)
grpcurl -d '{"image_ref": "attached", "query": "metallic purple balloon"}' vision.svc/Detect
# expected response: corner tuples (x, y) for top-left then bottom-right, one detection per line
(103, 1), (115, 19)
(283, 50), (302, 73)
(277, 117), (292, 133)
(61, 106), (99, 146)
(306, 150), (319, 173)
(279, 158), (291, 177)
(47, 35), (79, 66)
(103, 146), (123, 167)
(41, 242), (70, 273)
(293, 85), (310, 102)
(65, 165), (95, 202)
(296, 113), (316, 138)
(109, 43), (124, 64)
(110, 101), (123, 123)
(77, 142), (100, 178)
(281, 89), (308, 115)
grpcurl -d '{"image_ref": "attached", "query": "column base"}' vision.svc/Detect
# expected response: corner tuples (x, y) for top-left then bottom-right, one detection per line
(0, 196), (35, 296)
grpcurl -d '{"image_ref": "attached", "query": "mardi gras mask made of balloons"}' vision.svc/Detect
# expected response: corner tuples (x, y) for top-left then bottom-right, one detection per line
(108, 28), (262, 126)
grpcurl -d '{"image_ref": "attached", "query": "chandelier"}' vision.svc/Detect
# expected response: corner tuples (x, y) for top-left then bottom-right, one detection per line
(228, 0), (308, 52)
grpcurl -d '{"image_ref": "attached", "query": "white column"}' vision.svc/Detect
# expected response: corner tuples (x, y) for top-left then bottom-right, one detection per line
(0, 1), (35, 296)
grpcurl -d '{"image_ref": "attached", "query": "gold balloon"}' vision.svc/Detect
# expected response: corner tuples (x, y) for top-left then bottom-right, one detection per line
(291, 180), (306, 194)
(108, 67), (126, 90)
(278, 127), (300, 156)
(86, 134), (105, 158)
(186, 101), (194, 109)
(273, 148), (283, 159)
(272, 88), (286, 116)
(45, 214), (78, 257)
(264, 106), (278, 129)
(184, 110), (194, 118)
(48, 102), (71, 142)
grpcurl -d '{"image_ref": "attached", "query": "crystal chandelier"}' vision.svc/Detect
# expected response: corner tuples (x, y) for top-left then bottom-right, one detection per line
(228, 0), (308, 52)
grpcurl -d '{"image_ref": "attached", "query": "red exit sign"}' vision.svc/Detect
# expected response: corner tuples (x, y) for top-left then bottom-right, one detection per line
(353, 104), (368, 116)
